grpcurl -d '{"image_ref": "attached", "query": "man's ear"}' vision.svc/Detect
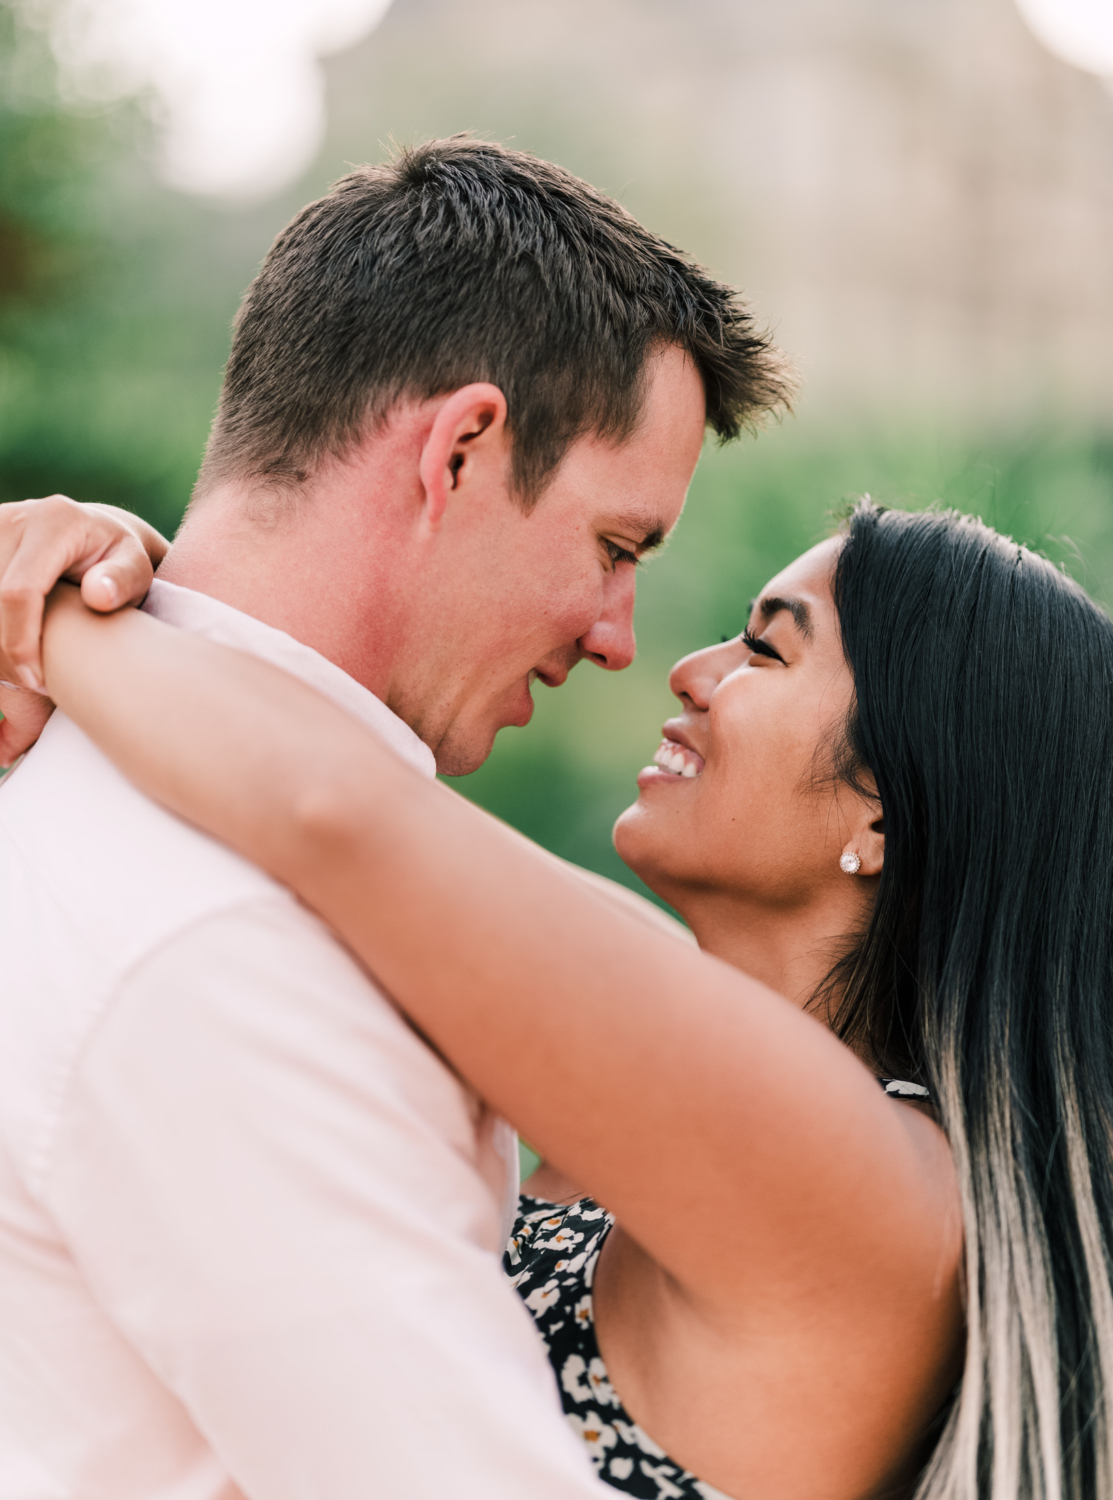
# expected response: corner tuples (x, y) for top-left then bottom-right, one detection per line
(418, 384), (509, 530)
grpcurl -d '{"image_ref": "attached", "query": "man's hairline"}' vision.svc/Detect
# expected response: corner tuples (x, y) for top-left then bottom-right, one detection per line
(192, 337), (709, 518)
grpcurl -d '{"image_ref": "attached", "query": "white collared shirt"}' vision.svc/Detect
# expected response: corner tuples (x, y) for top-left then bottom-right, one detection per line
(0, 581), (605, 1500)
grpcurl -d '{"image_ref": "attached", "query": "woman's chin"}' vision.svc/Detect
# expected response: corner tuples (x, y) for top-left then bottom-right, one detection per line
(613, 801), (675, 895)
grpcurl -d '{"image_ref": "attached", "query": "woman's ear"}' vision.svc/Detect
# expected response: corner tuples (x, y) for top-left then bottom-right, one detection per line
(838, 773), (884, 879)
(854, 811), (885, 878)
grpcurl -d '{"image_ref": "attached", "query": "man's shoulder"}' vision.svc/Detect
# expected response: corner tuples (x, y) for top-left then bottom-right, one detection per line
(0, 710), (296, 1186)
(0, 708), (283, 956)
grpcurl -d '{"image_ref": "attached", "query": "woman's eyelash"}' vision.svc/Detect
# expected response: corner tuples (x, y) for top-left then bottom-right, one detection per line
(741, 628), (784, 663)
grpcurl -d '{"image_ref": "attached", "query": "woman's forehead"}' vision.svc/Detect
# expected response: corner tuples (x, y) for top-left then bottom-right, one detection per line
(754, 537), (842, 622)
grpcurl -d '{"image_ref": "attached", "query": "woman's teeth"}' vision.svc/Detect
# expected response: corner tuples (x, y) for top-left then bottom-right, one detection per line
(652, 741), (704, 778)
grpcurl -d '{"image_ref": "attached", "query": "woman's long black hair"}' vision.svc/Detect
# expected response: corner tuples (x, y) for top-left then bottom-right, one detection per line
(829, 502), (1113, 1499)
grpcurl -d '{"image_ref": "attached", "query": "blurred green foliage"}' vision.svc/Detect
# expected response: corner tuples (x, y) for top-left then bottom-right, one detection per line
(2, 0), (1112, 890)
(0, 4), (273, 535)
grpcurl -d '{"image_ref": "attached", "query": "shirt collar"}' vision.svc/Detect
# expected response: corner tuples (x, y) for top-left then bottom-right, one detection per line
(142, 579), (437, 779)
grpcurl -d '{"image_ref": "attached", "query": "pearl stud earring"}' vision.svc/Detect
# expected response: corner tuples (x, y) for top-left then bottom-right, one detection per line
(839, 851), (862, 874)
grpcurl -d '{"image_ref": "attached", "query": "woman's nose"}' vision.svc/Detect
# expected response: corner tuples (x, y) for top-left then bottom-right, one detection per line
(669, 638), (743, 709)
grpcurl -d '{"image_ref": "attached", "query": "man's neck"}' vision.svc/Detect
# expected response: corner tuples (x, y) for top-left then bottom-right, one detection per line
(157, 487), (404, 702)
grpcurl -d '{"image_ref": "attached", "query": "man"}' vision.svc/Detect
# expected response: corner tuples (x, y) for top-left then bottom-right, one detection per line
(0, 138), (790, 1498)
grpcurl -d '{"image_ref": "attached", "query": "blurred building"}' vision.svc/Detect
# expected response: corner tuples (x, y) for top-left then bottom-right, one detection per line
(325, 0), (1113, 428)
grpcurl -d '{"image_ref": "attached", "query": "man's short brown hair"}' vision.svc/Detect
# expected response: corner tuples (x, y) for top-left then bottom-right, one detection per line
(197, 136), (794, 506)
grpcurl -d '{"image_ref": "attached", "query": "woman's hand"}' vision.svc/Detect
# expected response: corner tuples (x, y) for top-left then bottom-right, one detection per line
(0, 496), (169, 765)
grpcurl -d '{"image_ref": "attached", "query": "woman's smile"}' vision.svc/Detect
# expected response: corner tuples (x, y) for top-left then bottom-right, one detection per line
(645, 734), (705, 781)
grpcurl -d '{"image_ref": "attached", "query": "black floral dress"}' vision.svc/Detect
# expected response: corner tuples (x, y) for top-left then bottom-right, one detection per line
(503, 1077), (933, 1499)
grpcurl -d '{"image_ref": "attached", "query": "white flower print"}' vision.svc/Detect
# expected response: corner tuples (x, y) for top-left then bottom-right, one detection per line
(524, 1279), (561, 1315)
(560, 1352), (594, 1403)
(639, 1460), (686, 1498)
(614, 1419), (668, 1459)
(566, 1410), (617, 1465)
(510, 1195), (711, 1494)
(534, 1227), (585, 1253)
(587, 1356), (619, 1407)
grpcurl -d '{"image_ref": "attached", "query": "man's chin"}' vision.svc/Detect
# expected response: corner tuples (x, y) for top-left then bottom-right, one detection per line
(433, 724), (501, 778)
(434, 697), (535, 777)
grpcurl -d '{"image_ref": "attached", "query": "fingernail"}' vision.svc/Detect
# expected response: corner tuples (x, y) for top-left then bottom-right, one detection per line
(98, 575), (118, 607)
(16, 666), (43, 693)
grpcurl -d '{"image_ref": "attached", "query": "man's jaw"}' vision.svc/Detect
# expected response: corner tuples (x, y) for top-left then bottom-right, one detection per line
(467, 658), (571, 746)
(434, 652), (580, 775)
(435, 677), (537, 775)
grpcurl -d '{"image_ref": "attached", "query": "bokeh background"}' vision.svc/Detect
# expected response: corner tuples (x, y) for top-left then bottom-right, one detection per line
(3, 0), (1113, 901)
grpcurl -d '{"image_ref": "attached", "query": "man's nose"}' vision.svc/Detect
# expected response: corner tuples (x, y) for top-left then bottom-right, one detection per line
(578, 566), (637, 672)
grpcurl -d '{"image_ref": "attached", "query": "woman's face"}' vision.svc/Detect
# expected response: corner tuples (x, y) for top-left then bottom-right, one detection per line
(615, 537), (874, 914)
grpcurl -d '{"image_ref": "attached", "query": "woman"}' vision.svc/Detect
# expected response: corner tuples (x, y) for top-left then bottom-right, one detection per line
(6, 498), (1113, 1500)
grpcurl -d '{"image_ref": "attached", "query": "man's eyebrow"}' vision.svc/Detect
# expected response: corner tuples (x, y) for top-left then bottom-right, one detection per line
(753, 594), (813, 639)
(613, 513), (668, 554)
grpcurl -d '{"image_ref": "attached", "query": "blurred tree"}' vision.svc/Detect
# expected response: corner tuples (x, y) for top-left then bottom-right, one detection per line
(0, 3), (257, 535)
(0, 6), (143, 505)
(0, 6), (93, 307)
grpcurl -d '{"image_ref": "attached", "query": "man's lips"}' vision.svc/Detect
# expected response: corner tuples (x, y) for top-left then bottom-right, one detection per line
(509, 675), (537, 727)
(495, 661), (575, 735)
(532, 660), (574, 690)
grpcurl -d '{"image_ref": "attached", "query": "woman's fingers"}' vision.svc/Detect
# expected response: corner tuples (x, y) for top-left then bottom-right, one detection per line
(80, 504), (162, 610)
(0, 496), (155, 691)
(0, 683), (55, 768)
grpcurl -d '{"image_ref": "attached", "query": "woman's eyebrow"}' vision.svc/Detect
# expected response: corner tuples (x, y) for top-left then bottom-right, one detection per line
(754, 594), (813, 639)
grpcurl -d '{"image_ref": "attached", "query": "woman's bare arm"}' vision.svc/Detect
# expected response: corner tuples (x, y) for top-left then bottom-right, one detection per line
(38, 589), (960, 1318)
(0, 497), (168, 687)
